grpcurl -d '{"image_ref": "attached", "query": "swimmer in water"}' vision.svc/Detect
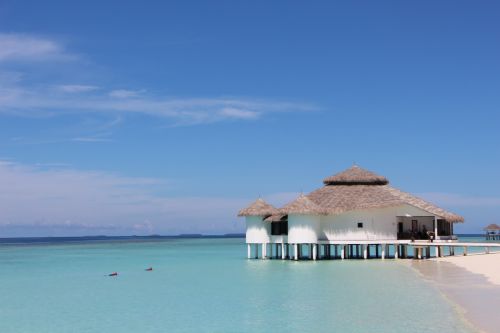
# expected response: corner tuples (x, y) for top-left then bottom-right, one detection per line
(108, 272), (118, 276)
(145, 267), (153, 271)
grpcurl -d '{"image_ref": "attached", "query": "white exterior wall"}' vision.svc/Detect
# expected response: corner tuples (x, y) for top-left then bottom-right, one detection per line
(320, 204), (436, 241)
(287, 214), (320, 244)
(245, 216), (271, 243)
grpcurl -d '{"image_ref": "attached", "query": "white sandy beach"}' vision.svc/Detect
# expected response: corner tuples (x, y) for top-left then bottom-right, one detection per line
(413, 252), (500, 333)
(435, 252), (500, 286)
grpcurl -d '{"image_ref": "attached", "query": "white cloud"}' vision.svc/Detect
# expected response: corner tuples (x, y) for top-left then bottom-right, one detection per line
(0, 160), (249, 237)
(109, 89), (143, 98)
(0, 33), (73, 62)
(0, 32), (316, 125)
(218, 107), (260, 120)
(0, 84), (314, 125)
(57, 84), (99, 93)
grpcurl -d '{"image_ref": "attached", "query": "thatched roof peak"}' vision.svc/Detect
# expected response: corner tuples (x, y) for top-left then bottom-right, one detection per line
(323, 165), (389, 185)
(484, 223), (500, 231)
(238, 198), (278, 217)
(280, 194), (326, 215)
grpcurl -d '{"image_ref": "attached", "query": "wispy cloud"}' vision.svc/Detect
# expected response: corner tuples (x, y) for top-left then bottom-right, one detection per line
(0, 33), (74, 62)
(57, 84), (99, 93)
(0, 32), (316, 125)
(0, 83), (315, 125)
(0, 160), (249, 236)
(109, 89), (143, 98)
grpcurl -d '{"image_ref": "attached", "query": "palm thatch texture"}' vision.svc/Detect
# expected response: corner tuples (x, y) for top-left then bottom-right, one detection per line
(238, 198), (279, 217)
(280, 194), (327, 215)
(308, 165), (463, 223)
(263, 214), (287, 222)
(238, 165), (464, 223)
(484, 223), (500, 231)
(323, 164), (388, 185)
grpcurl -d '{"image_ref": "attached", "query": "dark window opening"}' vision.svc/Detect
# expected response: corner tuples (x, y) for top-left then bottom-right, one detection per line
(357, 222), (363, 228)
(271, 222), (288, 235)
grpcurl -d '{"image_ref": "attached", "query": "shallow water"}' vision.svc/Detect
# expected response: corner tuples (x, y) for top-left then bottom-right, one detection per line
(0, 238), (475, 333)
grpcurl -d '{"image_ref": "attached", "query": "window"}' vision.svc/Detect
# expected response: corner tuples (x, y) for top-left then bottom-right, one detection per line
(271, 222), (288, 235)
(357, 222), (363, 228)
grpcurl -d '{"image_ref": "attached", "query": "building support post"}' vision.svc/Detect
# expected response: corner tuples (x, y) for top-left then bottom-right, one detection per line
(247, 244), (251, 259)
(341, 245), (345, 259)
(313, 244), (317, 260)
(281, 243), (286, 259)
(381, 245), (386, 259)
(394, 244), (399, 259)
(363, 245), (368, 259)
(434, 216), (438, 240)
(294, 244), (298, 260)
(262, 243), (267, 259)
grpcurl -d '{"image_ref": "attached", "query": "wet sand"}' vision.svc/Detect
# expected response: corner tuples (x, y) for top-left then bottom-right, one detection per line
(412, 258), (500, 333)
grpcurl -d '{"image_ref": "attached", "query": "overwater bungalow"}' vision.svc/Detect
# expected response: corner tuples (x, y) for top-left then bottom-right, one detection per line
(238, 165), (465, 260)
(484, 224), (500, 240)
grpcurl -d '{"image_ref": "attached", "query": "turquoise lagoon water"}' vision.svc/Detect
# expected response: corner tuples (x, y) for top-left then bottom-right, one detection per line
(0, 237), (479, 333)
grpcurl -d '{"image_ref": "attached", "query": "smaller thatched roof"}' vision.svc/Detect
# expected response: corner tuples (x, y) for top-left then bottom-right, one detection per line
(484, 223), (500, 231)
(263, 214), (287, 222)
(238, 198), (278, 217)
(280, 194), (326, 215)
(323, 165), (388, 185)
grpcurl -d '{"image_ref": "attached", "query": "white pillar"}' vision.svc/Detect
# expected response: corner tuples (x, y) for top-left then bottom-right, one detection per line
(381, 244), (386, 259)
(394, 244), (399, 259)
(417, 248), (422, 259)
(262, 243), (267, 259)
(313, 244), (317, 260)
(434, 216), (438, 239)
(281, 243), (286, 259)
(294, 244), (298, 260)
(341, 245), (345, 259)
(363, 245), (368, 259)
(247, 244), (251, 259)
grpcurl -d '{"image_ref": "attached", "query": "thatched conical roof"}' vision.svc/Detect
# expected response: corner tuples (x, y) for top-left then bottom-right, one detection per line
(263, 214), (287, 222)
(309, 165), (463, 223)
(280, 194), (326, 215)
(323, 165), (388, 185)
(238, 165), (464, 223)
(238, 198), (278, 217)
(484, 223), (500, 231)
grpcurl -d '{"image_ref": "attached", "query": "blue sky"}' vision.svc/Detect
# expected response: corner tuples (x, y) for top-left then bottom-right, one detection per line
(0, 1), (499, 236)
